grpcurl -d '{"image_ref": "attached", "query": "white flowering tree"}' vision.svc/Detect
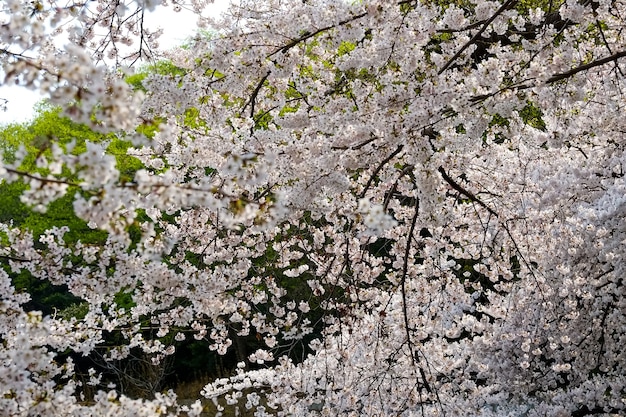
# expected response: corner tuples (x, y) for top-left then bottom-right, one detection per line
(1, 0), (626, 416)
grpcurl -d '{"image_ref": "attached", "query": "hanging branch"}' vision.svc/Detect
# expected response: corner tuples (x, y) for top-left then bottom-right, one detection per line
(400, 199), (433, 392)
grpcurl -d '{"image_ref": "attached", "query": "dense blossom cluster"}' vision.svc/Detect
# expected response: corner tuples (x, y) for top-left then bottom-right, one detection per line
(1, 0), (626, 415)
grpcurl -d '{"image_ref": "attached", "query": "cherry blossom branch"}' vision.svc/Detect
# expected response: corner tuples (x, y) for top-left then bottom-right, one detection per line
(592, 302), (612, 367)
(4, 167), (80, 187)
(400, 198), (433, 394)
(130, 6), (148, 66)
(241, 71), (271, 119)
(359, 145), (404, 199)
(454, 196), (549, 332)
(437, 167), (498, 216)
(436, 19), (489, 33)
(545, 50), (626, 83)
(382, 165), (415, 212)
(438, 0), (518, 74)
(267, 12), (368, 57)
(0, 254), (32, 263)
(471, 50), (626, 103)
(331, 135), (378, 150)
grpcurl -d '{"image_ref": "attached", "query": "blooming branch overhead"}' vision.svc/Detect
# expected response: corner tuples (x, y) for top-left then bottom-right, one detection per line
(1, 0), (625, 416)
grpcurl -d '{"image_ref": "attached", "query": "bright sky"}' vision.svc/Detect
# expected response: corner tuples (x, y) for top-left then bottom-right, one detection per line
(0, 0), (231, 125)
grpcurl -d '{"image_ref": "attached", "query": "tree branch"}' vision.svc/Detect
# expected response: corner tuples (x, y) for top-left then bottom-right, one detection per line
(268, 12), (368, 58)
(545, 50), (626, 83)
(438, 167), (498, 216)
(438, 0), (518, 74)
(469, 50), (626, 104)
(5, 168), (79, 187)
(0, 254), (32, 263)
(400, 198), (433, 394)
(359, 145), (404, 199)
(241, 71), (271, 119)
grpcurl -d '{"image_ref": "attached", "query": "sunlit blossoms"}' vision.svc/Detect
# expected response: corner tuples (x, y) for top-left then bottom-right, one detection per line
(1, 0), (626, 416)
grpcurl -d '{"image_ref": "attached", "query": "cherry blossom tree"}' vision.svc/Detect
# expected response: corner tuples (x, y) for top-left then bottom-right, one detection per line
(1, 0), (625, 416)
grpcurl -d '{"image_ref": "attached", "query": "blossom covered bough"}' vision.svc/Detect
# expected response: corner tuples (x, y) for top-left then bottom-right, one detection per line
(1, 0), (625, 415)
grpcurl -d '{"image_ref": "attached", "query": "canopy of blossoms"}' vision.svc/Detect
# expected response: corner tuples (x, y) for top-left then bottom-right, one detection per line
(1, 0), (625, 416)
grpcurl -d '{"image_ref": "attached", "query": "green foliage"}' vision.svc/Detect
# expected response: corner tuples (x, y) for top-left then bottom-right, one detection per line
(58, 302), (89, 321)
(10, 269), (82, 316)
(0, 180), (29, 225)
(515, 0), (560, 15)
(135, 116), (164, 139)
(126, 60), (188, 92)
(337, 41), (356, 56)
(20, 193), (108, 244)
(106, 137), (144, 183)
(426, 32), (453, 59)
(113, 289), (136, 311)
(0, 174), (106, 245)
(519, 101), (546, 131)
(490, 113), (510, 128)
(182, 107), (207, 130)
(254, 110), (274, 130)
(278, 83), (303, 117)
(0, 103), (113, 174)
(0, 105), (143, 243)
(419, 0), (474, 12)
(0, 104), (130, 324)
(125, 72), (149, 92)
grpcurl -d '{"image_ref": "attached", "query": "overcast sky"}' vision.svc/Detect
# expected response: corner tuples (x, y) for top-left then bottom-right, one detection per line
(0, 1), (231, 125)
